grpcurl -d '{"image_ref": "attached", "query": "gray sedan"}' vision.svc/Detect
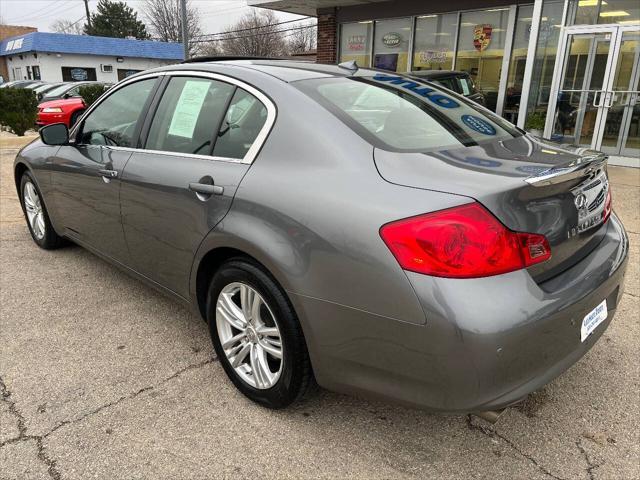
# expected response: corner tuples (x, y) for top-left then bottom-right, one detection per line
(14, 59), (629, 416)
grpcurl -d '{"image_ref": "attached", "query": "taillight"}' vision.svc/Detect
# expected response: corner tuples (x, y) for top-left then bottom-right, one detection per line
(603, 189), (612, 223)
(379, 202), (551, 278)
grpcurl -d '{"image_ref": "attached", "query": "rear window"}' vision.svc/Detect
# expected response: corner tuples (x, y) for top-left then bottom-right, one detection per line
(295, 74), (521, 152)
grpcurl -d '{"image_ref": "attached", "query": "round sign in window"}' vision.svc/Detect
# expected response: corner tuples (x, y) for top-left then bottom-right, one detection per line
(461, 114), (497, 135)
(382, 32), (402, 48)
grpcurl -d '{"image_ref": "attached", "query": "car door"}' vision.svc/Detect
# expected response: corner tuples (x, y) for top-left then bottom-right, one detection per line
(49, 77), (160, 263)
(119, 73), (273, 298)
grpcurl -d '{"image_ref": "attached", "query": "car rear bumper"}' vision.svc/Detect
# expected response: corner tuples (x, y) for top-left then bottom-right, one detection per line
(292, 213), (628, 412)
(36, 112), (67, 127)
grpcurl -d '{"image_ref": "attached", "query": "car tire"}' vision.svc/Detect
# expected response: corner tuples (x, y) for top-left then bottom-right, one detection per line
(19, 171), (65, 249)
(70, 110), (84, 127)
(206, 258), (314, 409)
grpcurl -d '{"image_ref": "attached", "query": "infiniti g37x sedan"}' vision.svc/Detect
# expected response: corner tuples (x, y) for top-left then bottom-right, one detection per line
(15, 59), (628, 414)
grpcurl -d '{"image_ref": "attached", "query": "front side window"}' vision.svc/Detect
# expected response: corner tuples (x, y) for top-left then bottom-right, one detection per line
(146, 77), (235, 155)
(79, 78), (156, 147)
(296, 74), (522, 152)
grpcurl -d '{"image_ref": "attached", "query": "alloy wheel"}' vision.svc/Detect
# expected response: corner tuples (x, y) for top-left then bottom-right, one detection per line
(216, 282), (283, 389)
(23, 181), (45, 240)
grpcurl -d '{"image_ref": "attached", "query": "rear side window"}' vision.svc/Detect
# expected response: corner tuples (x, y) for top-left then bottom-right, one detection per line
(145, 77), (235, 155)
(295, 75), (521, 152)
(212, 88), (268, 160)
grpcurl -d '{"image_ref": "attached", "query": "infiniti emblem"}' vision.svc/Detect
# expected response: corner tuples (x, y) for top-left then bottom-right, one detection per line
(574, 193), (587, 209)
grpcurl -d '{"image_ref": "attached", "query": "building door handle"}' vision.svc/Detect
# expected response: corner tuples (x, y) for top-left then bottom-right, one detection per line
(189, 182), (224, 196)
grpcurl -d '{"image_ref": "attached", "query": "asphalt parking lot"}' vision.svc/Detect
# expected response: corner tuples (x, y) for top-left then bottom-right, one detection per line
(1, 134), (639, 480)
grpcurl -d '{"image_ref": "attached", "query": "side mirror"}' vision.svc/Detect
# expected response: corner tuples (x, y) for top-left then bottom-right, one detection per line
(39, 123), (69, 145)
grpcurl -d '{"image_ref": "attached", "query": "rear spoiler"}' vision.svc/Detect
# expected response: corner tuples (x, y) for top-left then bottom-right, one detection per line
(525, 153), (608, 186)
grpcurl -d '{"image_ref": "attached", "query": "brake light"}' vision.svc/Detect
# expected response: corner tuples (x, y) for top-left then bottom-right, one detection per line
(379, 202), (551, 278)
(603, 189), (612, 223)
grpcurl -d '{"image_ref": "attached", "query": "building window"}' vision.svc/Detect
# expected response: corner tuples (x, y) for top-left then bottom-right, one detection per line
(373, 17), (412, 72)
(412, 13), (458, 71)
(61, 67), (97, 82)
(524, 1), (565, 123)
(26, 66), (32, 80)
(339, 22), (373, 67)
(503, 5), (534, 123)
(455, 8), (511, 112)
(117, 68), (141, 81)
(32, 66), (41, 80)
(568, 0), (640, 25)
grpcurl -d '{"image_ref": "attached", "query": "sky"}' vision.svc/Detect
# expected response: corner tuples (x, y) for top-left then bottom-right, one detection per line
(0, 0), (307, 36)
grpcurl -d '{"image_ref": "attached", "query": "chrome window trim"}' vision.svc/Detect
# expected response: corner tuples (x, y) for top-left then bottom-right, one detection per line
(71, 69), (277, 165)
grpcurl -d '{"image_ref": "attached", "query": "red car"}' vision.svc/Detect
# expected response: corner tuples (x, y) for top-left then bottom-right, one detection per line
(36, 97), (86, 128)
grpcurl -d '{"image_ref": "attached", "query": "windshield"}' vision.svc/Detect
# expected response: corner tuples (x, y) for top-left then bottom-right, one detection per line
(43, 83), (74, 98)
(295, 74), (521, 152)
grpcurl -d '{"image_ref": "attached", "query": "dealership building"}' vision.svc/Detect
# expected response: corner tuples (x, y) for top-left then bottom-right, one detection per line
(0, 31), (183, 84)
(251, 0), (639, 167)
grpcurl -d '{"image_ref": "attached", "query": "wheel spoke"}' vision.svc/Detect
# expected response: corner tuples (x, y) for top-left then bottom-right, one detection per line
(217, 293), (246, 330)
(258, 338), (282, 359)
(36, 214), (46, 235)
(256, 326), (279, 337)
(240, 284), (256, 322)
(231, 342), (251, 368)
(250, 344), (272, 388)
(222, 331), (245, 350)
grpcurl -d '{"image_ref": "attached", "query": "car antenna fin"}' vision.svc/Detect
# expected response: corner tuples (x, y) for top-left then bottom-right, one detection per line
(338, 60), (359, 75)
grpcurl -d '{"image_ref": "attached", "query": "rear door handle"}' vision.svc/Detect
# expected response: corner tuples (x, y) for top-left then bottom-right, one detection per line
(189, 182), (224, 195)
(98, 169), (118, 178)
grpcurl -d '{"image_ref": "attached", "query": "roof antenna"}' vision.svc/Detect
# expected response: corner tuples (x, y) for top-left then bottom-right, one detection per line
(338, 60), (359, 75)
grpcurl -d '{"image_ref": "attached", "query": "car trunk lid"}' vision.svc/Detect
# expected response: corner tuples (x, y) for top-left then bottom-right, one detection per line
(374, 135), (612, 281)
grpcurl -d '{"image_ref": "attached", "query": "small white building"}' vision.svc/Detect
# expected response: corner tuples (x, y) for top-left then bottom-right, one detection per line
(0, 32), (183, 83)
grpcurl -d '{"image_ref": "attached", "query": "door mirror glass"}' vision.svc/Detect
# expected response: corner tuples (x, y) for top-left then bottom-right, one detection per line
(39, 123), (69, 145)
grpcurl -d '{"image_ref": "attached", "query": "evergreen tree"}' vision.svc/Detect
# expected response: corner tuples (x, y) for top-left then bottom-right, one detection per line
(84, 0), (149, 39)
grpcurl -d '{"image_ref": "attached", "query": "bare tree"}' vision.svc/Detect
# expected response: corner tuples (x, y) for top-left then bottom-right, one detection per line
(219, 10), (287, 57)
(51, 19), (84, 35)
(143, 0), (203, 56)
(286, 20), (316, 54)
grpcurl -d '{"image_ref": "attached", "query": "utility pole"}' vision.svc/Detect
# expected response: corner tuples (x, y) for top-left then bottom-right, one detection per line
(180, 0), (189, 60)
(83, 0), (92, 29)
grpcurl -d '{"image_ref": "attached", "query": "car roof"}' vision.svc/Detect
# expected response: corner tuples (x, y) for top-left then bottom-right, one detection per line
(160, 58), (387, 83)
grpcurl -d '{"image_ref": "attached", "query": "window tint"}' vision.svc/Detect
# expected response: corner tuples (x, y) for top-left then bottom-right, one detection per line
(80, 78), (156, 147)
(146, 77), (235, 155)
(212, 88), (268, 160)
(295, 75), (521, 152)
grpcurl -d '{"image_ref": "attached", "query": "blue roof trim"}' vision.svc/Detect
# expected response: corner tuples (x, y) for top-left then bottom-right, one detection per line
(0, 32), (184, 60)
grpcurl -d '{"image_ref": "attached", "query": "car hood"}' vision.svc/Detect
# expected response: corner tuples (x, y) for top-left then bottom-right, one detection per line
(39, 98), (85, 109)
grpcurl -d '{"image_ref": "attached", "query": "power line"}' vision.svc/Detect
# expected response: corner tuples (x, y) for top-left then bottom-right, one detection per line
(191, 23), (316, 44)
(193, 16), (313, 39)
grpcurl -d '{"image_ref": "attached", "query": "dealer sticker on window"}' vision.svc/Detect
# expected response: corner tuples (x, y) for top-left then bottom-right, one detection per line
(581, 300), (608, 342)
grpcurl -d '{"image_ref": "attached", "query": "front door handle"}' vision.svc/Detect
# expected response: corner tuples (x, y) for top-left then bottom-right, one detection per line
(98, 168), (118, 178)
(189, 182), (224, 195)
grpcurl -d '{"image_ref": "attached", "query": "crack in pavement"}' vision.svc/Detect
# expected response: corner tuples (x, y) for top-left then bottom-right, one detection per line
(0, 376), (62, 480)
(0, 357), (216, 478)
(576, 439), (600, 480)
(466, 415), (566, 480)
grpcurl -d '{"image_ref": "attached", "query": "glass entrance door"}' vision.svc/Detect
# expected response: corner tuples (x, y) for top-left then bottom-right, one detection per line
(546, 25), (640, 158)
(549, 27), (617, 148)
(600, 30), (640, 157)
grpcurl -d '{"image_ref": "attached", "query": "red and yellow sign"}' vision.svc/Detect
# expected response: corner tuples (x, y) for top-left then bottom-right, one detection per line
(473, 25), (492, 52)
